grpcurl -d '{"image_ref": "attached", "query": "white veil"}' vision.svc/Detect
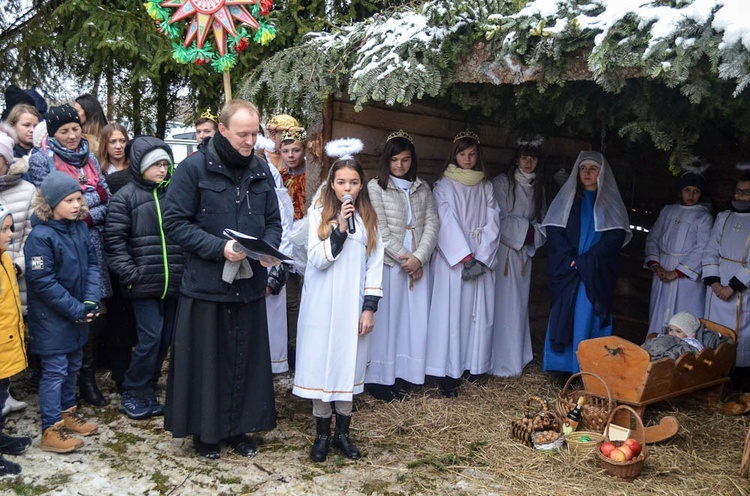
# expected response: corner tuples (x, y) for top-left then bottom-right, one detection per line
(541, 151), (632, 246)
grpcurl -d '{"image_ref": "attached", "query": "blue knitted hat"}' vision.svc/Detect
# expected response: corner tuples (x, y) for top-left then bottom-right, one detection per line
(41, 171), (81, 209)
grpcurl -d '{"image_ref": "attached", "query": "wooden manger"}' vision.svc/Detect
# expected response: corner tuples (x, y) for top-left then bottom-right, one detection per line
(576, 319), (737, 418)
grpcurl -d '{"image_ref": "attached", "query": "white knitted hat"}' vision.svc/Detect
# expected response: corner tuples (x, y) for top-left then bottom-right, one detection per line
(668, 312), (700, 338)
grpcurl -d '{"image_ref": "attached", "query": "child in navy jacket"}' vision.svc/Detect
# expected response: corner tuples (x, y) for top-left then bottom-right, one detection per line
(24, 171), (101, 453)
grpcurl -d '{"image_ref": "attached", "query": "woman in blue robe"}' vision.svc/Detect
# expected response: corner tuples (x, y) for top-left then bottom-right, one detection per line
(541, 151), (631, 373)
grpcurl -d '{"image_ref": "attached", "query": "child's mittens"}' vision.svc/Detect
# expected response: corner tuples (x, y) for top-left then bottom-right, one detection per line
(461, 259), (485, 281)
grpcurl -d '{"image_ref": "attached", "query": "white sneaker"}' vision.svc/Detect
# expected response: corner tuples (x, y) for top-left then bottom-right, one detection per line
(2, 394), (27, 416)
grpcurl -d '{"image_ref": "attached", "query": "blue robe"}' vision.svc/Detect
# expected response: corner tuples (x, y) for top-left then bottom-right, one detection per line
(543, 190), (626, 373)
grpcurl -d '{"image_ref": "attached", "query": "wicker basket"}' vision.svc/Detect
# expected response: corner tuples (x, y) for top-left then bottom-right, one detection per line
(596, 405), (649, 480)
(510, 396), (560, 447)
(532, 430), (564, 451)
(556, 372), (613, 433)
(565, 431), (604, 458)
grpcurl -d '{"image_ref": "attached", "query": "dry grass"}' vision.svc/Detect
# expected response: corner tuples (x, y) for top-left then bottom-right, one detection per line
(352, 358), (750, 495)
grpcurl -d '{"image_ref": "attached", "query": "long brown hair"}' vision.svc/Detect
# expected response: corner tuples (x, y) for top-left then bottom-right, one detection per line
(443, 137), (489, 180)
(96, 123), (130, 174)
(75, 94), (108, 136)
(377, 136), (417, 189)
(316, 159), (379, 254)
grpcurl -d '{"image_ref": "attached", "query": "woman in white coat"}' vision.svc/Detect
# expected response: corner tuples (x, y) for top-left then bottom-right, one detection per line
(365, 130), (438, 400)
(490, 139), (546, 377)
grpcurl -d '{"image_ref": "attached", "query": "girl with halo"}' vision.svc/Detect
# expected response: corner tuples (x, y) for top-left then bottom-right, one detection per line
(365, 130), (438, 401)
(426, 130), (501, 397)
(490, 136), (547, 377)
(541, 151), (631, 374)
(645, 161), (712, 335)
(293, 138), (383, 462)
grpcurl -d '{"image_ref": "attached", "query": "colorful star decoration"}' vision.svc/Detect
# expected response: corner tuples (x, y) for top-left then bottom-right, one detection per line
(144, 0), (276, 72)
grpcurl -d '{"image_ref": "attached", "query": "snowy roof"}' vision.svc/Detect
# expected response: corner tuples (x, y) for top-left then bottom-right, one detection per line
(243, 0), (750, 115)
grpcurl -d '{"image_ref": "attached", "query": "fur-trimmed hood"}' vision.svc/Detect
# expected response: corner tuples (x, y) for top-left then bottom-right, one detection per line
(0, 155), (30, 192)
(32, 187), (89, 222)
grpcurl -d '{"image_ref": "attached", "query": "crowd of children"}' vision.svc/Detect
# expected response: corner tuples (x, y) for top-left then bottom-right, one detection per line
(0, 86), (749, 471)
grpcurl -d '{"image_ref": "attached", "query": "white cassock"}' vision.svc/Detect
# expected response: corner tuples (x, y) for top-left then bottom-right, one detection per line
(703, 210), (750, 365)
(365, 177), (437, 386)
(293, 207), (384, 402)
(266, 165), (294, 373)
(425, 178), (501, 378)
(490, 174), (546, 377)
(645, 203), (713, 335)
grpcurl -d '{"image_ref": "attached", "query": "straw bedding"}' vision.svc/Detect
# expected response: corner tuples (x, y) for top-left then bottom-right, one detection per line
(349, 358), (750, 495)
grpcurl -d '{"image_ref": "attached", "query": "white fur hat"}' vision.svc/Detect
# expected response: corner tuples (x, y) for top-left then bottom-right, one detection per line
(668, 312), (701, 338)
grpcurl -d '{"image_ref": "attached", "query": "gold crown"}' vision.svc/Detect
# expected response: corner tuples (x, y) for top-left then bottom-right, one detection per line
(200, 108), (219, 123)
(268, 114), (300, 131)
(281, 126), (307, 144)
(453, 129), (480, 144)
(386, 129), (412, 143)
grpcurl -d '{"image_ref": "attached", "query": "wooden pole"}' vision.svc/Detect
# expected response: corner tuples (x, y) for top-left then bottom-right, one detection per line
(223, 71), (232, 102)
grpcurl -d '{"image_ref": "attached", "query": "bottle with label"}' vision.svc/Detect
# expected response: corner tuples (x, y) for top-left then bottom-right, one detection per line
(561, 396), (585, 435)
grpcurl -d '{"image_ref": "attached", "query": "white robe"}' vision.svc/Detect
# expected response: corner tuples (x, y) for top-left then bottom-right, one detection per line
(703, 210), (750, 366)
(425, 178), (501, 379)
(490, 174), (546, 377)
(293, 207), (384, 402)
(645, 203), (713, 335)
(266, 165), (294, 373)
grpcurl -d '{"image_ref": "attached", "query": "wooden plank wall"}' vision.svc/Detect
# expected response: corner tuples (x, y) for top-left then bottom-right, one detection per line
(327, 99), (591, 186)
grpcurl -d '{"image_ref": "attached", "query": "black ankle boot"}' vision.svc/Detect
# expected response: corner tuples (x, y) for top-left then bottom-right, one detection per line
(309, 416), (331, 462)
(332, 414), (360, 460)
(79, 341), (107, 407)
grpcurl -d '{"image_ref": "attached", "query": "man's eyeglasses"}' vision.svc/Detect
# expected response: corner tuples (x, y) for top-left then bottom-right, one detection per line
(735, 188), (750, 196)
(152, 161), (171, 170)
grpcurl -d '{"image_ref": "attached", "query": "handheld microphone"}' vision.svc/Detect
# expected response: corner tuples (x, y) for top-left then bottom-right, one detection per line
(343, 194), (356, 234)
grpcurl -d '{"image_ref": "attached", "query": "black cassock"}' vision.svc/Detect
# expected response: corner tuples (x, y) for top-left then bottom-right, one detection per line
(164, 296), (276, 443)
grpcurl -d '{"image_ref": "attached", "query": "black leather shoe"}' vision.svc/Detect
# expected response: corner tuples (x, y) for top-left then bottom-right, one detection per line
(366, 384), (396, 402)
(193, 436), (221, 459)
(229, 434), (258, 458)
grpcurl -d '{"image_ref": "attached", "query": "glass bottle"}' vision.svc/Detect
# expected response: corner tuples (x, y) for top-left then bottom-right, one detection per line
(562, 396), (585, 435)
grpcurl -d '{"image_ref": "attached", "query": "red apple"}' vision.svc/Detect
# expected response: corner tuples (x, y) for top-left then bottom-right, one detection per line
(609, 448), (628, 462)
(600, 441), (616, 456)
(624, 438), (641, 457)
(619, 444), (634, 460)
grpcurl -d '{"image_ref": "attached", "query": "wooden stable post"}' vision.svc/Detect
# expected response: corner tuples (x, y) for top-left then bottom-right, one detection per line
(223, 71), (232, 102)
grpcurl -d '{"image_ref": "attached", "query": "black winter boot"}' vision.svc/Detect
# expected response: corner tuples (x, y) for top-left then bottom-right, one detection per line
(332, 414), (360, 460)
(309, 416), (332, 462)
(79, 339), (107, 407)
(439, 376), (461, 398)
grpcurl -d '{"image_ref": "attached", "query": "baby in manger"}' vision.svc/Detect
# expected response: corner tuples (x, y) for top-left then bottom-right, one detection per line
(641, 312), (730, 360)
